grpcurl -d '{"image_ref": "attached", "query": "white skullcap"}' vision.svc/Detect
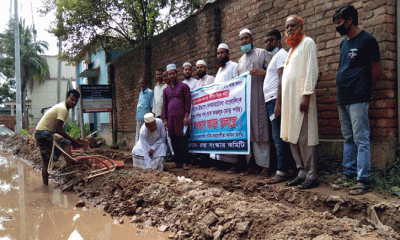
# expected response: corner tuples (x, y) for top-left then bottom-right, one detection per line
(182, 62), (192, 68)
(166, 64), (177, 71)
(217, 43), (229, 50)
(239, 28), (251, 37)
(196, 60), (207, 66)
(144, 113), (155, 123)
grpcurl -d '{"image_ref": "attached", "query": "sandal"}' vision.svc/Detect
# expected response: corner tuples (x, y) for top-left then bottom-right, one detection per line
(331, 175), (352, 190)
(258, 168), (270, 178)
(265, 175), (288, 184)
(349, 183), (371, 195)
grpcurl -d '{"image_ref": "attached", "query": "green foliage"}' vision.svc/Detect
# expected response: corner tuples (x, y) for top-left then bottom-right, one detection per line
(0, 19), (50, 123)
(40, 0), (202, 62)
(20, 129), (31, 137)
(0, 80), (16, 105)
(63, 121), (91, 139)
(371, 158), (400, 196)
(116, 140), (129, 150)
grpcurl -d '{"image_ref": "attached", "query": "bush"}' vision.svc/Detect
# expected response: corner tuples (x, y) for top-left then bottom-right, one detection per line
(63, 121), (91, 139)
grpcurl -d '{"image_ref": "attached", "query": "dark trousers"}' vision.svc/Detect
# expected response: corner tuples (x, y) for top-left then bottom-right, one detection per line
(170, 135), (188, 165)
(265, 100), (294, 175)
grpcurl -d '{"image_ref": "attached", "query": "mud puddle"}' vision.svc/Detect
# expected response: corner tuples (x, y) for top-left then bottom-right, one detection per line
(0, 152), (168, 240)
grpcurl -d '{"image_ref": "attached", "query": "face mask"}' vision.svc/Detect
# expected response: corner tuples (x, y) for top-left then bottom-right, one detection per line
(241, 43), (252, 53)
(267, 47), (279, 56)
(336, 23), (348, 36)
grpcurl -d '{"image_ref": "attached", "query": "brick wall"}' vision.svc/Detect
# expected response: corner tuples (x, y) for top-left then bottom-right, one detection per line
(111, 0), (397, 149)
(0, 116), (16, 131)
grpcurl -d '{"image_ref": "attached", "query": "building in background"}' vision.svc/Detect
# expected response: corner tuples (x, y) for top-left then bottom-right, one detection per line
(26, 55), (76, 126)
(76, 36), (128, 144)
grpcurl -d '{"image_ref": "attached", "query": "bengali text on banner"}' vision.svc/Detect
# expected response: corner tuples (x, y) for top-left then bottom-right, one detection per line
(188, 73), (251, 154)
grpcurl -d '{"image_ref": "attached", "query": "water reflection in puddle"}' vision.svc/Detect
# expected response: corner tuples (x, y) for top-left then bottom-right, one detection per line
(0, 152), (169, 240)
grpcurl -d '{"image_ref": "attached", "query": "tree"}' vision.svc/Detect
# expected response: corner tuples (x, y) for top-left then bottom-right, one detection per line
(0, 19), (50, 126)
(41, 0), (202, 84)
(0, 79), (16, 105)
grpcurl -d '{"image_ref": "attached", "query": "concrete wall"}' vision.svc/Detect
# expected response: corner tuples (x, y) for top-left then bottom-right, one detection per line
(111, 0), (397, 164)
(27, 55), (76, 126)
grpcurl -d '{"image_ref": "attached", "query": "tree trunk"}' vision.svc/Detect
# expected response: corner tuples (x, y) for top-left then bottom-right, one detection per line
(144, 43), (152, 88)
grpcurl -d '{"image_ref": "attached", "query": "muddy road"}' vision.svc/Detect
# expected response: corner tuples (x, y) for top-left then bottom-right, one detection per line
(1, 134), (400, 239)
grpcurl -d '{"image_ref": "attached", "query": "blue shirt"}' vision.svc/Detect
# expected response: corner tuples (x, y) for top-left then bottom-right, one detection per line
(336, 30), (380, 105)
(136, 88), (154, 121)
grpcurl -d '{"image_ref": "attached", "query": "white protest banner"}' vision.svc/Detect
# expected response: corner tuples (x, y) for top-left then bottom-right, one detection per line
(188, 73), (251, 154)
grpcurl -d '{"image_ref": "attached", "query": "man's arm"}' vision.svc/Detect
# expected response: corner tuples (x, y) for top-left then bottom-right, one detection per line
(249, 68), (266, 77)
(183, 85), (191, 126)
(55, 120), (81, 147)
(149, 122), (167, 156)
(274, 67), (284, 117)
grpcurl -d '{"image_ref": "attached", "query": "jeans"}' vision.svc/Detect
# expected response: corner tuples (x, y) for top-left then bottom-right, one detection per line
(170, 135), (188, 165)
(338, 102), (371, 184)
(265, 100), (292, 175)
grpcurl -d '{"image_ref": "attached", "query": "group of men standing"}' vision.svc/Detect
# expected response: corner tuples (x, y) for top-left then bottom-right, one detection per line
(131, 4), (381, 195)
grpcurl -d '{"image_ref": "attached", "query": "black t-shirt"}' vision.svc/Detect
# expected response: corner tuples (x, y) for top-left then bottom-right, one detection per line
(336, 30), (380, 105)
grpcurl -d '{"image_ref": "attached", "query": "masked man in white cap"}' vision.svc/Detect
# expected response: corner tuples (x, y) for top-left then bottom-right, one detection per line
(215, 43), (238, 83)
(132, 113), (167, 170)
(182, 62), (198, 90)
(195, 60), (215, 88)
(237, 28), (272, 176)
(163, 64), (192, 170)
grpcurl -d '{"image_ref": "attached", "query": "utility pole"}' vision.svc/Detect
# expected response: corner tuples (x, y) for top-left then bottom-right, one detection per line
(14, 0), (22, 132)
(57, 38), (62, 103)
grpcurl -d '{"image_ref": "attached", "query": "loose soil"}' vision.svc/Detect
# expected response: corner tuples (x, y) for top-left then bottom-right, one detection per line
(1, 134), (400, 240)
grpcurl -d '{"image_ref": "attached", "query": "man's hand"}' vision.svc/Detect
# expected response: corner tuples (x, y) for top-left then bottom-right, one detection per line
(149, 149), (154, 157)
(184, 116), (189, 126)
(163, 120), (168, 129)
(274, 103), (281, 118)
(249, 68), (266, 77)
(300, 95), (311, 112)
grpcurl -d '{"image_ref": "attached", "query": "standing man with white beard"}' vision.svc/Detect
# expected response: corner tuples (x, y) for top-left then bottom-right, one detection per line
(281, 15), (319, 189)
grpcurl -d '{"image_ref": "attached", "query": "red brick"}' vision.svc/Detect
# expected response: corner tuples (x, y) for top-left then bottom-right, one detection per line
(371, 99), (397, 109)
(319, 127), (342, 136)
(370, 128), (397, 138)
(319, 111), (339, 119)
(369, 109), (397, 118)
(375, 119), (397, 128)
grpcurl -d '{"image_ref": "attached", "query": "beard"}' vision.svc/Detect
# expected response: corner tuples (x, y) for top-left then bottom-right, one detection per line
(197, 71), (206, 79)
(285, 28), (305, 48)
(218, 57), (229, 67)
(184, 74), (191, 79)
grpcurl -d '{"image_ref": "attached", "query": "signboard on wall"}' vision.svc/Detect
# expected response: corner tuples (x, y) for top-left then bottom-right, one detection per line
(80, 85), (112, 113)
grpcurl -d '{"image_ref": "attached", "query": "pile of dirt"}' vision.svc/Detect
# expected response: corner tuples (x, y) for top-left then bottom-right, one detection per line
(1, 134), (399, 239)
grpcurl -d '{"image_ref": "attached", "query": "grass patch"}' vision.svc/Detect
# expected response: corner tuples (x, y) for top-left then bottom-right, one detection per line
(371, 157), (400, 196)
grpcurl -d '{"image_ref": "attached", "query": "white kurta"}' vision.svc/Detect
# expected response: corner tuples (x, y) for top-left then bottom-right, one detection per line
(132, 118), (167, 168)
(281, 37), (319, 146)
(215, 61), (238, 83)
(182, 77), (198, 91)
(196, 75), (215, 88)
(153, 82), (167, 117)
